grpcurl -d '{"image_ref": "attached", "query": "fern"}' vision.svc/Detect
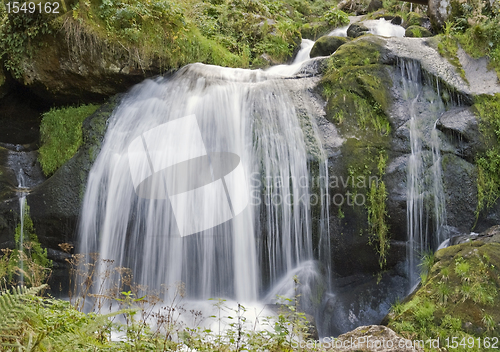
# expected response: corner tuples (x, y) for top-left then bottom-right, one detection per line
(0, 285), (45, 349)
(0, 284), (125, 351)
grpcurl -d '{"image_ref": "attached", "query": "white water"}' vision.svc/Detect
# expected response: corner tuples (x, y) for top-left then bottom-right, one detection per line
(328, 19), (405, 38)
(18, 169), (27, 285)
(400, 60), (448, 289)
(79, 42), (328, 304)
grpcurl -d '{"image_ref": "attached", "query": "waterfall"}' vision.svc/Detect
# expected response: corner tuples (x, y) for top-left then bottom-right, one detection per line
(78, 44), (329, 303)
(18, 169), (27, 285)
(400, 60), (448, 289)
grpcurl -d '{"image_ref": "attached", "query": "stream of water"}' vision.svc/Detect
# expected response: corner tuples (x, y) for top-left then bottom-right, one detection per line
(400, 60), (449, 290)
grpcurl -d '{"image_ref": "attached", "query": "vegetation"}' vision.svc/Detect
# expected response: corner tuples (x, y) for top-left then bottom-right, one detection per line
(38, 104), (99, 176)
(1, 202), (52, 288)
(388, 239), (500, 351)
(436, 0), (500, 79)
(474, 94), (500, 218)
(0, 0), (344, 76)
(1, 249), (315, 352)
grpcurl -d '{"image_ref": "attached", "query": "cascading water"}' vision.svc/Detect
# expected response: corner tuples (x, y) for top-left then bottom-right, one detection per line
(78, 44), (329, 304)
(18, 169), (27, 285)
(400, 60), (448, 289)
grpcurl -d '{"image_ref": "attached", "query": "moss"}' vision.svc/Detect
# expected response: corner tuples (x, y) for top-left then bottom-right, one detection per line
(473, 94), (500, 218)
(319, 37), (392, 271)
(435, 33), (468, 83)
(320, 38), (392, 136)
(38, 104), (99, 177)
(388, 238), (500, 349)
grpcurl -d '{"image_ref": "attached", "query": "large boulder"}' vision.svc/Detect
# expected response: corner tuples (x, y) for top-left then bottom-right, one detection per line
(310, 36), (349, 58)
(385, 225), (500, 339)
(18, 31), (160, 104)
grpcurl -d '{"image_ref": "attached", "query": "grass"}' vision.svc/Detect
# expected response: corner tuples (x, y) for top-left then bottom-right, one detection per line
(0, 0), (340, 77)
(38, 104), (99, 176)
(388, 240), (500, 351)
(473, 94), (500, 219)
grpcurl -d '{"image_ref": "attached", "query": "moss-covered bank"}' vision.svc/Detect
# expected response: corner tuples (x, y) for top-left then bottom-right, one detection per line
(386, 226), (500, 351)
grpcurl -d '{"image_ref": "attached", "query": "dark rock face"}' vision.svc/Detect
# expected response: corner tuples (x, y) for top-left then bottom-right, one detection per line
(347, 24), (370, 38)
(310, 36), (349, 58)
(437, 107), (484, 162)
(405, 25), (433, 37)
(26, 95), (121, 251)
(0, 95), (120, 292)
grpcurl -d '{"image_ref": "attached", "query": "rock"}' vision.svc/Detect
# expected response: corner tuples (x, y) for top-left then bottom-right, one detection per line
(386, 226), (500, 339)
(437, 107), (484, 161)
(390, 16), (402, 25)
(310, 36), (349, 58)
(337, 0), (371, 15)
(403, 12), (432, 31)
(428, 0), (451, 30)
(0, 69), (10, 100)
(318, 272), (408, 336)
(347, 23), (369, 38)
(333, 325), (423, 351)
(26, 94), (121, 251)
(301, 21), (331, 40)
(15, 28), (162, 104)
(405, 25), (433, 37)
(367, 0), (383, 13)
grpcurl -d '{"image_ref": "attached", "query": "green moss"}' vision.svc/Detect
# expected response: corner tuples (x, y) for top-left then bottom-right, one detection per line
(38, 104), (99, 177)
(436, 31), (468, 82)
(320, 38), (392, 136)
(367, 152), (390, 269)
(388, 239), (500, 349)
(319, 37), (392, 270)
(473, 94), (500, 218)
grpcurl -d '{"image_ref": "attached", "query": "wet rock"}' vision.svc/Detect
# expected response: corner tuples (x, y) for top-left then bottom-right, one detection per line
(390, 16), (402, 25)
(347, 23), (369, 38)
(437, 107), (484, 161)
(405, 25), (433, 38)
(24, 95), (121, 253)
(310, 36), (349, 58)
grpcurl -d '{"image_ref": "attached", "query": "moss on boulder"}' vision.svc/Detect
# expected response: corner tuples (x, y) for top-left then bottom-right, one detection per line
(405, 25), (433, 38)
(310, 36), (349, 58)
(386, 225), (500, 344)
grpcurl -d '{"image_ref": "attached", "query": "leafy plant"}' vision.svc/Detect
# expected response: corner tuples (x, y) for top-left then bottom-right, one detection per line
(323, 8), (349, 27)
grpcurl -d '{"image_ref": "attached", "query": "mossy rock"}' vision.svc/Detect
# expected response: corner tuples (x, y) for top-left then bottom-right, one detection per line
(405, 25), (433, 38)
(404, 12), (431, 28)
(301, 21), (331, 40)
(319, 37), (392, 138)
(310, 36), (349, 58)
(387, 225), (500, 341)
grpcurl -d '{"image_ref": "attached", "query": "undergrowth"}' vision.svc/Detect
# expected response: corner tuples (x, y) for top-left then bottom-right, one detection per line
(1, 247), (315, 351)
(388, 241), (500, 351)
(38, 104), (98, 176)
(474, 94), (500, 219)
